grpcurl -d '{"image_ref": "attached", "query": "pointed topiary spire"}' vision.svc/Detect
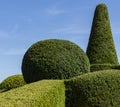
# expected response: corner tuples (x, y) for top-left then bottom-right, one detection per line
(86, 3), (118, 65)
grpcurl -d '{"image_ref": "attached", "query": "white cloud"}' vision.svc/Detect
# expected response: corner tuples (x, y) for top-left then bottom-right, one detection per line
(10, 24), (19, 34)
(52, 26), (90, 34)
(45, 7), (65, 15)
(113, 31), (120, 35)
(0, 24), (20, 40)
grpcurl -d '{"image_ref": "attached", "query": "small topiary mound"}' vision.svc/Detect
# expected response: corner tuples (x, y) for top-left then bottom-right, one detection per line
(65, 70), (120, 107)
(0, 74), (26, 92)
(22, 39), (90, 83)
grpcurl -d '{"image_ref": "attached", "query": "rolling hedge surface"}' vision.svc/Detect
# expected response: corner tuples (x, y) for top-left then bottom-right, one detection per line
(0, 80), (65, 107)
(65, 70), (120, 107)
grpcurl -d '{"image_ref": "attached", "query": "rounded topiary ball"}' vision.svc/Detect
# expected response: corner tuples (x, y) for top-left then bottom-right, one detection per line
(0, 74), (26, 92)
(22, 39), (90, 83)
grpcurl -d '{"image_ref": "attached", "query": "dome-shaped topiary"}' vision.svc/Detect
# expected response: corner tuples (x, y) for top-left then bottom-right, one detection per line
(0, 74), (26, 92)
(22, 39), (90, 83)
(86, 4), (118, 65)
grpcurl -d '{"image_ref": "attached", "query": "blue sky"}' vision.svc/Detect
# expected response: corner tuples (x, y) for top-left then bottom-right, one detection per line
(0, 0), (120, 82)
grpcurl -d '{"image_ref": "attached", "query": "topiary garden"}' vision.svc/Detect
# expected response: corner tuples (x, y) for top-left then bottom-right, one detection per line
(0, 3), (120, 107)
(22, 39), (90, 83)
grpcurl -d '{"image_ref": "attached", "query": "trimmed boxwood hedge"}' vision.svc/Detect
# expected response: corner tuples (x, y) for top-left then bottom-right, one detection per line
(65, 70), (120, 107)
(86, 4), (118, 65)
(0, 74), (26, 92)
(22, 39), (90, 83)
(0, 80), (65, 107)
(90, 64), (120, 72)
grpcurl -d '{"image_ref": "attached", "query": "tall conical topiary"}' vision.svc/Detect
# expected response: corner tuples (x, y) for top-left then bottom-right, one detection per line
(86, 4), (118, 65)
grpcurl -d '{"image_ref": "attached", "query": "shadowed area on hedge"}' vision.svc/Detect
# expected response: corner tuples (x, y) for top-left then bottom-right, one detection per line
(65, 70), (120, 107)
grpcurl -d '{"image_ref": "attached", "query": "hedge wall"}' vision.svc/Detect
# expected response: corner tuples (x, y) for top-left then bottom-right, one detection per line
(0, 80), (65, 107)
(65, 70), (120, 107)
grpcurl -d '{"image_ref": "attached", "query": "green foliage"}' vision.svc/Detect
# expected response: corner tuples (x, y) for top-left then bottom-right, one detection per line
(22, 39), (90, 83)
(90, 64), (113, 72)
(0, 89), (4, 93)
(86, 4), (118, 65)
(65, 70), (120, 107)
(0, 80), (65, 107)
(0, 75), (26, 92)
(90, 64), (120, 72)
